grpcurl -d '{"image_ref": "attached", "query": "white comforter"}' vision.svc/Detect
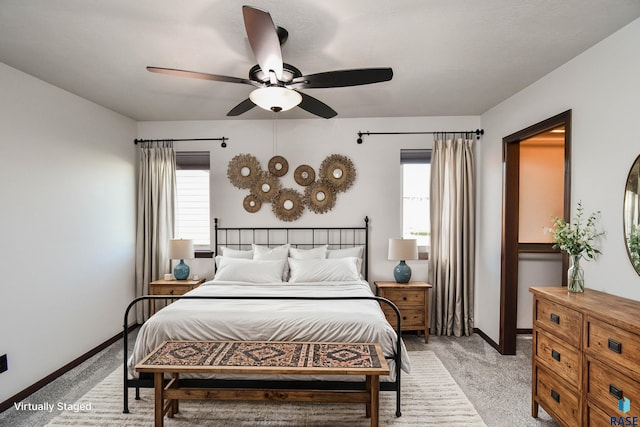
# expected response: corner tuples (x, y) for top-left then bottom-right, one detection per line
(128, 280), (411, 380)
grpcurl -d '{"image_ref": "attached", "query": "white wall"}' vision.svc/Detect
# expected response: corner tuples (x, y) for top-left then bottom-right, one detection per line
(477, 18), (640, 342)
(138, 115), (480, 283)
(0, 63), (137, 403)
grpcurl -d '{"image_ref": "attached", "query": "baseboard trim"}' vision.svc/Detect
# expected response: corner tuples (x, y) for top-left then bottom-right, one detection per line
(0, 324), (138, 413)
(473, 327), (500, 352)
(517, 328), (532, 335)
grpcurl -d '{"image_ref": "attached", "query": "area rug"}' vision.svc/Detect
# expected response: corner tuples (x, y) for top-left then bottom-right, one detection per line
(46, 351), (486, 426)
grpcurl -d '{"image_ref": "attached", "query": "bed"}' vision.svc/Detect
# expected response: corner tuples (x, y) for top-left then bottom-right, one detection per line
(123, 217), (410, 416)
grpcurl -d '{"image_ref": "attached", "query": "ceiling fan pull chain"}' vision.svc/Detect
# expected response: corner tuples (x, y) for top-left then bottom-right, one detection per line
(272, 112), (278, 155)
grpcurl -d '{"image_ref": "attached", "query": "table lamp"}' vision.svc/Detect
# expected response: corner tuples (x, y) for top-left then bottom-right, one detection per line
(168, 239), (194, 280)
(388, 238), (418, 283)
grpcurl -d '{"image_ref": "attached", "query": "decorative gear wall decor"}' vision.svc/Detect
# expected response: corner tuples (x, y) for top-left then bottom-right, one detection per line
(268, 155), (289, 177)
(304, 181), (336, 214)
(243, 194), (262, 213)
(227, 154), (261, 189)
(294, 164), (315, 186)
(252, 171), (282, 201)
(272, 188), (305, 222)
(319, 154), (356, 192)
(227, 153), (355, 221)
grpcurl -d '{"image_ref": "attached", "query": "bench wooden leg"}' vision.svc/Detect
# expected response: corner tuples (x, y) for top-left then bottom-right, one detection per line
(154, 372), (164, 427)
(370, 375), (380, 427)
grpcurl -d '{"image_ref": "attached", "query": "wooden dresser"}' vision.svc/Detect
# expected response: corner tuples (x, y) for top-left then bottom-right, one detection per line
(530, 287), (640, 427)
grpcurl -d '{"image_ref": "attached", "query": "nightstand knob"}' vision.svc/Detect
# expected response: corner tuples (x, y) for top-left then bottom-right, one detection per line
(169, 289), (174, 295)
(402, 297), (407, 301)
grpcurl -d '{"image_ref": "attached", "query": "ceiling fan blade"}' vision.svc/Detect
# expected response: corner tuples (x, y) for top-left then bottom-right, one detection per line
(298, 92), (337, 119)
(147, 66), (256, 86)
(288, 68), (393, 89)
(242, 6), (283, 80)
(227, 98), (256, 116)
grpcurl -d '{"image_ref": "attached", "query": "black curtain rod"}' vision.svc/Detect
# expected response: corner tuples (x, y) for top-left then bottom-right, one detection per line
(134, 137), (228, 148)
(356, 129), (484, 144)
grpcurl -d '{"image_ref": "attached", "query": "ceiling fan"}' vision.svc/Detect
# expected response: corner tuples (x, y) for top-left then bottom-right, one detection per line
(147, 5), (393, 119)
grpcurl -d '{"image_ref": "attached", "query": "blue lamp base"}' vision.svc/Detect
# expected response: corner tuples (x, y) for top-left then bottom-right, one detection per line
(393, 260), (412, 284)
(173, 259), (190, 280)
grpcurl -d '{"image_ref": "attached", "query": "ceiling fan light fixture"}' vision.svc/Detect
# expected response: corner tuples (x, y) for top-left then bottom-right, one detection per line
(250, 86), (302, 112)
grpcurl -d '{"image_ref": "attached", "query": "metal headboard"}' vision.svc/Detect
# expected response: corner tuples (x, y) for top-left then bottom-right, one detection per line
(214, 216), (370, 280)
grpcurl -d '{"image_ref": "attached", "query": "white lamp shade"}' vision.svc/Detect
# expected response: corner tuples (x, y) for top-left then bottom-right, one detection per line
(388, 238), (418, 261)
(168, 239), (194, 260)
(250, 87), (302, 112)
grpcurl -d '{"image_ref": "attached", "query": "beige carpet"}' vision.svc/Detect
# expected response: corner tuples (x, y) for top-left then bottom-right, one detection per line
(46, 351), (486, 426)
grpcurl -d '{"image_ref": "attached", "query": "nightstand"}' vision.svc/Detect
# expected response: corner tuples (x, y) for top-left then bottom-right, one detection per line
(148, 278), (205, 314)
(374, 281), (432, 343)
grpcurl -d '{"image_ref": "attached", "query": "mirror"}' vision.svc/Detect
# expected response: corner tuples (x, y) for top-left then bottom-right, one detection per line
(316, 191), (326, 202)
(283, 200), (294, 210)
(333, 168), (343, 179)
(624, 154), (640, 274)
(240, 166), (251, 177)
(261, 183), (271, 193)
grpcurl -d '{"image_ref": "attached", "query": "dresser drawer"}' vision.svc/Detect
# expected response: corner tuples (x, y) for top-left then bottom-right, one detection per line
(381, 306), (424, 328)
(587, 357), (640, 419)
(587, 403), (619, 427)
(381, 288), (425, 305)
(536, 365), (580, 426)
(535, 297), (582, 348)
(535, 329), (581, 387)
(587, 318), (640, 376)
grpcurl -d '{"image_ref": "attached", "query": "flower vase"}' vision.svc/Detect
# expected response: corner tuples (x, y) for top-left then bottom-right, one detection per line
(567, 254), (584, 293)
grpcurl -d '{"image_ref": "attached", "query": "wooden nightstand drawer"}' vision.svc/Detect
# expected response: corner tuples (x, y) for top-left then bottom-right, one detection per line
(535, 365), (580, 426)
(535, 297), (582, 348)
(381, 306), (424, 327)
(587, 357), (640, 419)
(151, 284), (183, 295)
(586, 318), (640, 376)
(535, 329), (581, 388)
(380, 288), (425, 305)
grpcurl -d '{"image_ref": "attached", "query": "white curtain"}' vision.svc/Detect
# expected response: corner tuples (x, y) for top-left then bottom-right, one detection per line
(135, 141), (176, 323)
(428, 137), (475, 336)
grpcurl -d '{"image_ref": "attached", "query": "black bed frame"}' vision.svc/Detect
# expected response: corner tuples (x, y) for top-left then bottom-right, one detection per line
(123, 217), (404, 417)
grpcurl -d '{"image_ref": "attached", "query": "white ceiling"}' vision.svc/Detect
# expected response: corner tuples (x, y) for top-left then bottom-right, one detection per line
(1, 0), (639, 121)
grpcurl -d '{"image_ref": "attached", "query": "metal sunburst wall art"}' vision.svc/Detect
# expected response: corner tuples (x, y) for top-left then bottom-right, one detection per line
(226, 153), (356, 220)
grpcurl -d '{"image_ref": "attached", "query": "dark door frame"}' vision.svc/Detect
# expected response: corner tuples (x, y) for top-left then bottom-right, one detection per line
(499, 110), (572, 355)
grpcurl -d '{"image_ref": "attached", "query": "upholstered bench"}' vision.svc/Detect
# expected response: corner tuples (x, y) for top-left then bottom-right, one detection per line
(135, 340), (390, 427)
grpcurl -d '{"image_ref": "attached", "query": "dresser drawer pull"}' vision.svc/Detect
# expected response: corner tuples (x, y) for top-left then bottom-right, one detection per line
(550, 313), (560, 324)
(607, 338), (622, 354)
(609, 384), (623, 400)
(551, 389), (560, 403)
(169, 289), (174, 295)
(551, 349), (561, 362)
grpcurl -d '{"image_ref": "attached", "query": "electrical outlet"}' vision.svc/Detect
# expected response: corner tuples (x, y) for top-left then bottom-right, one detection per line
(0, 354), (7, 373)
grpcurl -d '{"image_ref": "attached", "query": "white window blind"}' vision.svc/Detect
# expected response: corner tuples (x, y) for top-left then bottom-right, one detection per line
(175, 152), (210, 249)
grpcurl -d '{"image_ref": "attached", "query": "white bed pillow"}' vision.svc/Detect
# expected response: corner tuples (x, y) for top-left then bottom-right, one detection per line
(252, 244), (291, 280)
(327, 246), (365, 275)
(213, 257), (286, 283)
(288, 257), (361, 283)
(220, 246), (253, 258)
(289, 245), (328, 259)
(326, 246), (364, 259)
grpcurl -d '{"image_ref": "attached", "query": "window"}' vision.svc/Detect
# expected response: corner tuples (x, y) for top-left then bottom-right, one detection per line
(401, 149), (431, 252)
(175, 152), (210, 250)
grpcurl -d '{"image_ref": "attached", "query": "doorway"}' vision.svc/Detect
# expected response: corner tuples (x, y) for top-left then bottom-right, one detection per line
(499, 110), (571, 355)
